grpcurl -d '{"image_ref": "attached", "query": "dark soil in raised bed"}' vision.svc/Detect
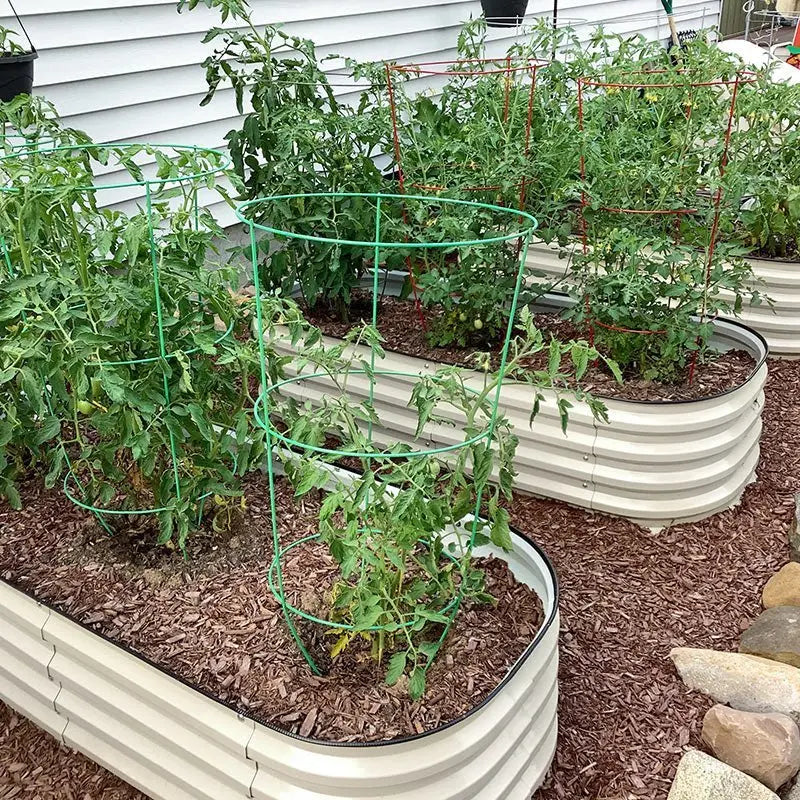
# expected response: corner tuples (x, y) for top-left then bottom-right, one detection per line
(305, 293), (757, 402)
(0, 474), (544, 744)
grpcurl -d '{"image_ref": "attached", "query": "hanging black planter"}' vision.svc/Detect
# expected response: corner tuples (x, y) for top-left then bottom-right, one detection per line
(0, 50), (36, 102)
(0, 1), (36, 103)
(479, 0), (529, 27)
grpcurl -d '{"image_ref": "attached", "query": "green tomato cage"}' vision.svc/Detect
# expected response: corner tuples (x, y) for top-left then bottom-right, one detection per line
(0, 142), (232, 534)
(237, 191), (537, 675)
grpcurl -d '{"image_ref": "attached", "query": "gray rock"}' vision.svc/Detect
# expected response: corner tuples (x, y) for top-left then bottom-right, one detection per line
(670, 648), (800, 722)
(701, 704), (800, 790)
(740, 607), (800, 668)
(667, 750), (779, 799)
(786, 776), (800, 799)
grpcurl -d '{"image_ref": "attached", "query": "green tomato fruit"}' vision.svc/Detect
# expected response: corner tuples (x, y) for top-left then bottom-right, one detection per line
(473, 318), (483, 330)
(76, 400), (95, 415)
(90, 377), (103, 399)
(459, 312), (467, 322)
(427, 460), (441, 477)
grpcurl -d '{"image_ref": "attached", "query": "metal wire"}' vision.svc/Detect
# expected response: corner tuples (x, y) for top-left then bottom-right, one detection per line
(239, 191), (537, 677)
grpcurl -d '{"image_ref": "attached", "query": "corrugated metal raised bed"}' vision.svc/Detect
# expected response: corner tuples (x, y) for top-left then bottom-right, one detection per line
(525, 238), (578, 288)
(280, 276), (767, 527)
(0, 521), (559, 800)
(526, 241), (800, 358)
(737, 255), (800, 357)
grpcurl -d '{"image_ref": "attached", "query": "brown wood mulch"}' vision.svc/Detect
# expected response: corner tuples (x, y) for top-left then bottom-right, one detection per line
(306, 293), (758, 402)
(528, 358), (799, 799)
(0, 700), (145, 800)
(0, 358), (797, 798)
(0, 475), (543, 744)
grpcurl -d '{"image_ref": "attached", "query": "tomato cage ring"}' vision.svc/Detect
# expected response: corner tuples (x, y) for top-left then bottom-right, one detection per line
(236, 192), (536, 248)
(238, 191), (536, 675)
(0, 141), (231, 193)
(595, 206), (699, 216)
(0, 132), (61, 153)
(253, 369), (493, 460)
(387, 56), (549, 78)
(62, 446), (238, 522)
(0, 142), (233, 534)
(576, 69), (758, 91)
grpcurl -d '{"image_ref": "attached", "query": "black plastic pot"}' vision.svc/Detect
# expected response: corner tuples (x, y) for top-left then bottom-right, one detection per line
(0, 49), (36, 102)
(479, 0), (529, 27)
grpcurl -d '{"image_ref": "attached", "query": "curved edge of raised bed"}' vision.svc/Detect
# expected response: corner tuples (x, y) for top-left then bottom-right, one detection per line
(279, 273), (767, 526)
(527, 241), (800, 358)
(0, 521), (559, 800)
(736, 254), (800, 358)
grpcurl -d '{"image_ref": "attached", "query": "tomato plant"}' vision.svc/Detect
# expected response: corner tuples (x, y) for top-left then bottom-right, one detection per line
(259, 295), (610, 697)
(182, 0), (391, 318)
(724, 73), (800, 259)
(0, 133), (264, 551)
(567, 225), (763, 382)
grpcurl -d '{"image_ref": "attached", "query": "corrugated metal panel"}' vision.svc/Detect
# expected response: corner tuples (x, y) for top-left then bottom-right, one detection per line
(0, 582), (64, 738)
(44, 615), (257, 800)
(277, 337), (765, 525)
(0, 519), (558, 799)
(3, 0), (719, 226)
(277, 347), (601, 509)
(275, 277), (766, 526)
(736, 256), (800, 356)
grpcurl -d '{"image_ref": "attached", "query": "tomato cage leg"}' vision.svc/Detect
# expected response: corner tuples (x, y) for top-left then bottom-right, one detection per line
(691, 74), (743, 386)
(517, 63), (539, 213)
(513, 62), (540, 259)
(248, 220), (322, 676)
(503, 56), (512, 124)
(385, 63), (427, 332)
(575, 78), (595, 349)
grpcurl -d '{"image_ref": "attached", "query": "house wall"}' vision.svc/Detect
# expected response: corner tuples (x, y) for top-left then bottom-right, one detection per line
(5, 0), (720, 224)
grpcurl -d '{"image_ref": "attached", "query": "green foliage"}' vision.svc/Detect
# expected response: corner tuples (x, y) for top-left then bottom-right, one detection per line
(724, 73), (800, 259)
(0, 110), (264, 549)
(0, 25), (28, 56)
(267, 300), (609, 696)
(567, 226), (763, 382)
(186, 0), (391, 315)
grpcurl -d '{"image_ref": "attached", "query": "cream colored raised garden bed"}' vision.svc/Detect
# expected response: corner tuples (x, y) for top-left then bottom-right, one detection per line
(526, 241), (800, 357)
(737, 255), (800, 357)
(525, 238), (578, 288)
(281, 279), (767, 527)
(0, 522), (559, 800)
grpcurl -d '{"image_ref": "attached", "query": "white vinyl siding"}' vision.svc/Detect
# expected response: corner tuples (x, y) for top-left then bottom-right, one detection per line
(4, 0), (720, 224)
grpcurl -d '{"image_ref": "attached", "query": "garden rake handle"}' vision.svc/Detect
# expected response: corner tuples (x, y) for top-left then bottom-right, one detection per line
(660, 0), (681, 51)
